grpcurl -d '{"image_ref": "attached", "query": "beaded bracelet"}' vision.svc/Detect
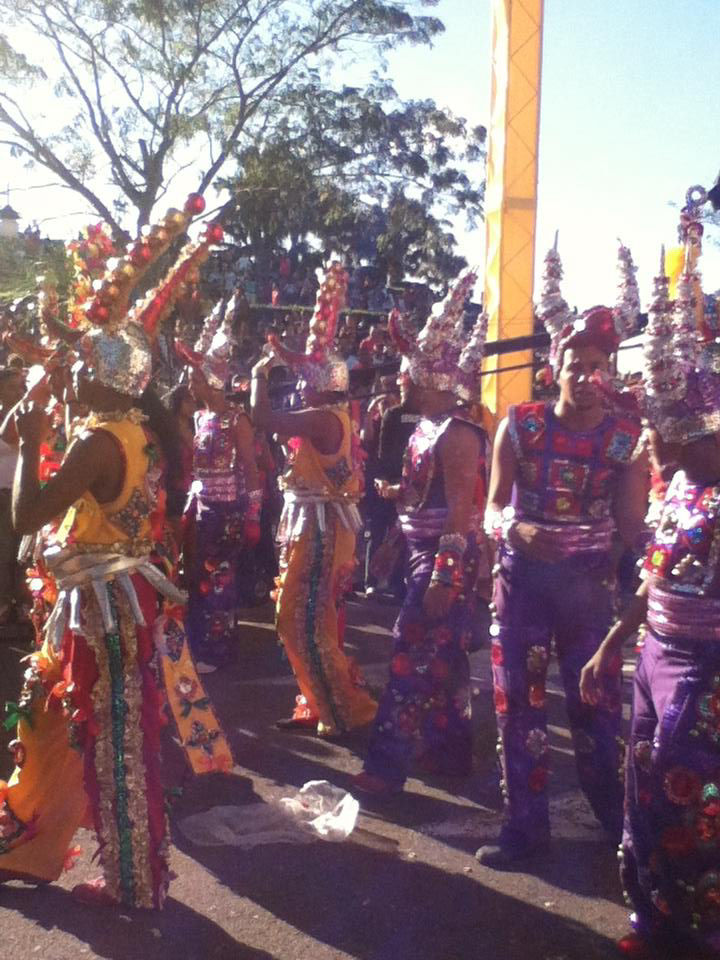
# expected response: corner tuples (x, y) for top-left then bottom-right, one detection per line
(430, 533), (467, 589)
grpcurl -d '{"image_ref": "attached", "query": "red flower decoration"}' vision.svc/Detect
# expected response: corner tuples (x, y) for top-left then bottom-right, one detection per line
(494, 687), (508, 714)
(661, 825), (696, 857)
(391, 653), (413, 677)
(528, 683), (546, 709)
(491, 643), (504, 666)
(664, 767), (702, 806)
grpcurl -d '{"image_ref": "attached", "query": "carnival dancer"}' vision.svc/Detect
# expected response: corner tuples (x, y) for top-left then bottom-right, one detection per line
(476, 241), (648, 867)
(352, 272), (492, 795)
(0, 203), (228, 908)
(176, 300), (261, 671)
(250, 262), (377, 737)
(581, 190), (720, 959)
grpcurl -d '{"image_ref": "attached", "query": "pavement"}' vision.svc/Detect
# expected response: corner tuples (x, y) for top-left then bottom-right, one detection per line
(0, 597), (632, 960)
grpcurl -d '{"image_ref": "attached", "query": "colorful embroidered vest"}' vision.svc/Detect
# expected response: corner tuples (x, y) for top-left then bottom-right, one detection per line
(52, 416), (153, 557)
(400, 410), (487, 516)
(508, 401), (642, 525)
(193, 409), (247, 502)
(643, 471), (720, 597)
(282, 405), (360, 502)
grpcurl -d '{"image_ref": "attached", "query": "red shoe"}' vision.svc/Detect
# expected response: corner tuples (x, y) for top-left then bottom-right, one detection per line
(350, 772), (403, 797)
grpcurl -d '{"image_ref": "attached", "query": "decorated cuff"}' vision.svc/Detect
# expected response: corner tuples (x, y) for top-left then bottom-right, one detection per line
(484, 505), (517, 543)
(246, 488), (263, 520)
(430, 533), (466, 589)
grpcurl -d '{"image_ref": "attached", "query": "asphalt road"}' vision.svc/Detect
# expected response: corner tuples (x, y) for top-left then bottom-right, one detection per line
(0, 597), (632, 960)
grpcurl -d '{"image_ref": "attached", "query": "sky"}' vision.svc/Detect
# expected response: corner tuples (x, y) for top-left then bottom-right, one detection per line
(3, 0), (720, 310)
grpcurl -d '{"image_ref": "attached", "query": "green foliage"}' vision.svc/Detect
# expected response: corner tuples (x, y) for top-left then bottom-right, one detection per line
(0, 236), (71, 312)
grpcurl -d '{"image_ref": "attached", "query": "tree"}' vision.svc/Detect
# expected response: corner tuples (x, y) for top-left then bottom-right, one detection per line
(219, 85), (485, 283)
(0, 0), (445, 235)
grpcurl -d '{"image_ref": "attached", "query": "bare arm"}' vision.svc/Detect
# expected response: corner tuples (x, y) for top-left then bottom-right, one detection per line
(440, 421), (482, 537)
(234, 412), (260, 493)
(250, 368), (342, 455)
(486, 417), (516, 515)
(13, 413), (116, 534)
(613, 446), (650, 548)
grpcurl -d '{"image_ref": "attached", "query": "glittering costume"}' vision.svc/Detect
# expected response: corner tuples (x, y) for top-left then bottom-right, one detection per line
(491, 400), (643, 848)
(186, 408), (250, 665)
(363, 410), (489, 787)
(622, 472), (720, 953)
(619, 185), (720, 953)
(274, 406), (377, 735)
(0, 415), (185, 907)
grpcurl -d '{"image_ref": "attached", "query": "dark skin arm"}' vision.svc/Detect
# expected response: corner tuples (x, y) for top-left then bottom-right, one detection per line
(579, 579), (649, 705)
(12, 402), (123, 535)
(250, 358), (342, 455)
(234, 411), (260, 491)
(612, 445), (650, 549)
(423, 420), (481, 620)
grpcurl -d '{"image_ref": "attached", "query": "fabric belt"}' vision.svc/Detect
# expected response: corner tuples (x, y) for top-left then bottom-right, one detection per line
(279, 489), (362, 539)
(647, 583), (720, 642)
(43, 548), (187, 652)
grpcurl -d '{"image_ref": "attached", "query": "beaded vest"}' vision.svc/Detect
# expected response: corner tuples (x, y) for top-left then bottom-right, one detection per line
(508, 401), (642, 525)
(643, 471), (720, 598)
(192, 409), (246, 502)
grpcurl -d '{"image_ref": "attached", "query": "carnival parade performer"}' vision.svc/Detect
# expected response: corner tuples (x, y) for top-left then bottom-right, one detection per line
(250, 262), (377, 738)
(0, 201), (229, 908)
(476, 241), (648, 867)
(352, 271), (492, 795)
(581, 189), (720, 959)
(177, 299), (261, 671)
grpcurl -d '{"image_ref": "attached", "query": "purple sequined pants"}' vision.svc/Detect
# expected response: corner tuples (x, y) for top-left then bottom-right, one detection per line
(491, 548), (624, 848)
(363, 531), (486, 789)
(621, 626), (720, 954)
(187, 496), (244, 666)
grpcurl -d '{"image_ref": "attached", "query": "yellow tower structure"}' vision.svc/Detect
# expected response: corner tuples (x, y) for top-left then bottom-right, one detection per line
(482, 0), (545, 418)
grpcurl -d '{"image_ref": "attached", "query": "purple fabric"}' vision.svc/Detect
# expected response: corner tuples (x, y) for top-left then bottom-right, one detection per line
(363, 531), (485, 789)
(187, 495), (245, 665)
(622, 628), (720, 954)
(491, 546), (624, 846)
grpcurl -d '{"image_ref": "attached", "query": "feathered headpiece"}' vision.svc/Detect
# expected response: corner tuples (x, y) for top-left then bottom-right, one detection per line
(73, 194), (222, 397)
(175, 295), (236, 391)
(388, 268), (486, 401)
(642, 187), (720, 443)
(268, 261), (349, 393)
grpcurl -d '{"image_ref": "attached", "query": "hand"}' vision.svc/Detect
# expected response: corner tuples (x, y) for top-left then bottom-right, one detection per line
(422, 582), (456, 620)
(579, 641), (623, 706)
(14, 401), (50, 444)
(251, 355), (274, 380)
(25, 372), (52, 406)
(508, 521), (564, 563)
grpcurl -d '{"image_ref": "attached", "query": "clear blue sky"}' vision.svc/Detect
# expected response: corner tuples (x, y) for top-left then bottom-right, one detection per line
(383, 0), (720, 306)
(5, 0), (720, 309)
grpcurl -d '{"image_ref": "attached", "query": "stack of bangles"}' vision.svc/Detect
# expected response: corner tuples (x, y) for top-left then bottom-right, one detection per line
(430, 533), (467, 591)
(484, 505), (517, 544)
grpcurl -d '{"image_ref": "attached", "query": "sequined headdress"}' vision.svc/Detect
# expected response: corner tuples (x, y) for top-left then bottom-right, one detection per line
(541, 234), (636, 372)
(388, 268), (486, 401)
(74, 194), (222, 397)
(642, 185), (720, 443)
(176, 295), (236, 391)
(268, 261), (349, 393)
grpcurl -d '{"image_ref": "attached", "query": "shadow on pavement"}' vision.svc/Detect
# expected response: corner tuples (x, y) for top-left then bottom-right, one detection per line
(173, 824), (618, 960)
(0, 885), (273, 960)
